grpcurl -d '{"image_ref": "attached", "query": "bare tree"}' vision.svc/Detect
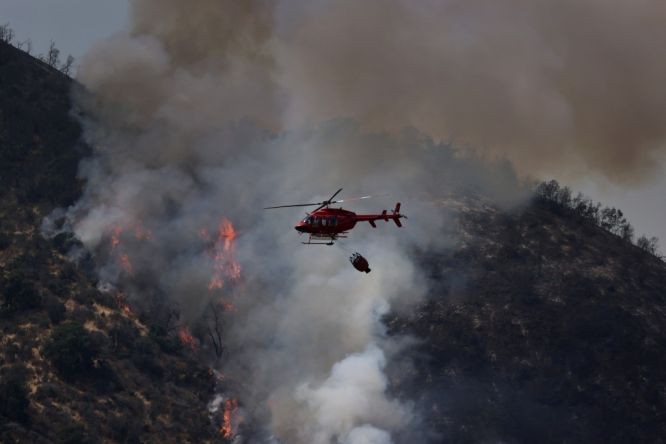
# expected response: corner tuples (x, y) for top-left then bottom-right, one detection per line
(0, 23), (14, 43)
(46, 40), (60, 68)
(619, 222), (634, 242)
(206, 302), (225, 358)
(60, 55), (75, 76)
(636, 235), (660, 256)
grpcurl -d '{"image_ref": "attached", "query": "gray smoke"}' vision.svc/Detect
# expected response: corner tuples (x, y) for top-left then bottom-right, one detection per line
(57, 1), (606, 442)
(271, 0), (666, 184)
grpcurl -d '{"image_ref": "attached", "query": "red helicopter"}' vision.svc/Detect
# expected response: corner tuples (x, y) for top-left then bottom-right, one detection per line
(264, 188), (406, 245)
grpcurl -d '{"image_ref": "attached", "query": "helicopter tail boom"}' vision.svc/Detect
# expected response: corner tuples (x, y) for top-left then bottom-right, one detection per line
(355, 202), (405, 228)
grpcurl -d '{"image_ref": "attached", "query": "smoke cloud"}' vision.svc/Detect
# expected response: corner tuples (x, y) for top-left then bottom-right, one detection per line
(60, 0), (664, 442)
(272, 0), (666, 184)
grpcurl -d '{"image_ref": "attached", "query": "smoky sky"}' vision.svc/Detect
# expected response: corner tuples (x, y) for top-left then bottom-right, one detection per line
(82, 0), (666, 184)
(273, 0), (666, 184)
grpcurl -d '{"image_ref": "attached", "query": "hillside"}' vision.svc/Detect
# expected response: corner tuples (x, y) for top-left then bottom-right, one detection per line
(2, 37), (666, 444)
(0, 41), (217, 443)
(388, 198), (666, 443)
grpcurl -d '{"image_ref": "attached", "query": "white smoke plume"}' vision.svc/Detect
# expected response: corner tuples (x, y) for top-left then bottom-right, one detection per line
(57, 0), (640, 442)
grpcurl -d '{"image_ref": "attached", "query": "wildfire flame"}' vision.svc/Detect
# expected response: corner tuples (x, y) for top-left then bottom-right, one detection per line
(218, 299), (236, 312)
(115, 292), (133, 316)
(178, 324), (198, 350)
(118, 253), (133, 276)
(208, 275), (224, 291)
(206, 218), (241, 291)
(220, 398), (239, 439)
(133, 225), (153, 241)
(111, 226), (122, 249)
(109, 223), (152, 277)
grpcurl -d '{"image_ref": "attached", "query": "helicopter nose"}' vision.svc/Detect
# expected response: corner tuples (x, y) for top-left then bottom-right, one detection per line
(295, 225), (306, 232)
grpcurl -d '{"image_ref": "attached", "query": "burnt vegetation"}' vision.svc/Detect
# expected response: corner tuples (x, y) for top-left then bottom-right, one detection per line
(0, 40), (216, 442)
(388, 190), (666, 443)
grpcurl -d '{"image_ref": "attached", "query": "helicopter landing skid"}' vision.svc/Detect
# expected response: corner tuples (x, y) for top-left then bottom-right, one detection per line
(302, 241), (335, 246)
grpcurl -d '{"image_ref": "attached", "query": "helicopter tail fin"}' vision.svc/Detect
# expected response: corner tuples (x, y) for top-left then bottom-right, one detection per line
(393, 203), (403, 227)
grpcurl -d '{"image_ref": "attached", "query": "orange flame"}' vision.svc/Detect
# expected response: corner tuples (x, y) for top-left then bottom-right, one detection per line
(208, 275), (224, 291)
(218, 299), (236, 312)
(206, 218), (241, 291)
(111, 226), (122, 249)
(178, 325), (198, 350)
(109, 223), (151, 277)
(134, 225), (153, 241)
(116, 293), (133, 316)
(118, 253), (133, 276)
(220, 398), (239, 439)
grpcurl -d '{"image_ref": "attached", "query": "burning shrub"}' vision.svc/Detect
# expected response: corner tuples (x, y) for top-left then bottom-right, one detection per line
(44, 322), (100, 379)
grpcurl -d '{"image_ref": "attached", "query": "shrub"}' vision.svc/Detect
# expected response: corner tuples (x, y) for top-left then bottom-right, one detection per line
(149, 324), (181, 354)
(44, 296), (66, 324)
(55, 423), (91, 444)
(0, 232), (10, 250)
(44, 322), (99, 379)
(1, 276), (41, 312)
(131, 336), (164, 378)
(0, 365), (30, 423)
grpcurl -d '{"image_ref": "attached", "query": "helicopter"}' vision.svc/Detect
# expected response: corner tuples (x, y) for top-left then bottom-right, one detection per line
(264, 188), (406, 245)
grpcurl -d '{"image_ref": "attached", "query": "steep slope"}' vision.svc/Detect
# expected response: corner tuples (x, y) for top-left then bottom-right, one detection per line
(3, 37), (666, 444)
(0, 41), (217, 443)
(388, 198), (666, 443)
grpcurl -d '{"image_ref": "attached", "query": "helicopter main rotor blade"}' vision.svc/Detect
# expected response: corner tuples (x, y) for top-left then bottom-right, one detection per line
(310, 188), (344, 212)
(263, 203), (322, 209)
(264, 188), (343, 211)
(332, 195), (373, 203)
(328, 188), (343, 203)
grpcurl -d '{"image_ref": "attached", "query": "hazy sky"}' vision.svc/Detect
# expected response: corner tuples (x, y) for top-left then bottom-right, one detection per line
(1, 0), (128, 60)
(2, 1), (664, 250)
